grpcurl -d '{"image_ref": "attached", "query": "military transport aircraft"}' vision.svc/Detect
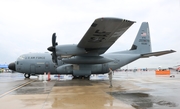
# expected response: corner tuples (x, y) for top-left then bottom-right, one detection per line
(8, 18), (175, 78)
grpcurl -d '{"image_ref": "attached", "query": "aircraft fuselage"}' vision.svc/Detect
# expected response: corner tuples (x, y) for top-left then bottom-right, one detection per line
(8, 52), (140, 77)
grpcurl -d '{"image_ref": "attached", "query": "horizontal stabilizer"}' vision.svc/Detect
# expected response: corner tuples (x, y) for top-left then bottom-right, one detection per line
(141, 50), (176, 58)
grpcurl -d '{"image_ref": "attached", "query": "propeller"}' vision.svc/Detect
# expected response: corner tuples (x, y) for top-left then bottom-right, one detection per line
(47, 33), (58, 64)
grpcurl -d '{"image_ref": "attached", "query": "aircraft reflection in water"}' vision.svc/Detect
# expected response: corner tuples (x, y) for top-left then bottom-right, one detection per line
(8, 18), (175, 79)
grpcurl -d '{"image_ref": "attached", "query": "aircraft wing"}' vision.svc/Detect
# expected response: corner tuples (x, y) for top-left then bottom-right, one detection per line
(77, 18), (135, 54)
(141, 50), (176, 58)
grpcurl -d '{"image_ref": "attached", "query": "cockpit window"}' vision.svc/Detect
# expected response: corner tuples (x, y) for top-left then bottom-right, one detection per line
(18, 55), (25, 60)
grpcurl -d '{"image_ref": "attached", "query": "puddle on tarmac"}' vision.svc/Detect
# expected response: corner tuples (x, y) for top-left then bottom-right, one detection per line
(108, 91), (178, 109)
(54, 80), (92, 86)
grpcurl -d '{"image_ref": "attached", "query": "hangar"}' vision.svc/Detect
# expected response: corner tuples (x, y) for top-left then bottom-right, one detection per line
(0, 64), (8, 72)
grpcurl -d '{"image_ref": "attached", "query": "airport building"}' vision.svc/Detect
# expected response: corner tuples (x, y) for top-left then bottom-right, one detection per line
(0, 64), (8, 73)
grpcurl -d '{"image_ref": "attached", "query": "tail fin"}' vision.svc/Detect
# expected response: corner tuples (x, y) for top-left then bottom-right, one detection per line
(130, 22), (152, 54)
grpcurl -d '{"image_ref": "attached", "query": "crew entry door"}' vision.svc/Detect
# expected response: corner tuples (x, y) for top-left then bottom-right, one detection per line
(30, 64), (36, 73)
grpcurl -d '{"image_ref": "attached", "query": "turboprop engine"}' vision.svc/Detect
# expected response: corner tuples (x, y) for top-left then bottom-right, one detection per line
(55, 44), (87, 58)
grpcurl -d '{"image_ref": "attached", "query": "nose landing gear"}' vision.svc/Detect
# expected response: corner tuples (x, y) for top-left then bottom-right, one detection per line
(24, 73), (30, 78)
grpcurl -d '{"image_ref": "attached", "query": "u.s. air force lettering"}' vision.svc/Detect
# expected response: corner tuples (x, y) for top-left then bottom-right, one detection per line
(25, 57), (45, 59)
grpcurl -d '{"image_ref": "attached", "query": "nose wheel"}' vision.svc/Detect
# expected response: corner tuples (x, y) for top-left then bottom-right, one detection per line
(24, 73), (30, 78)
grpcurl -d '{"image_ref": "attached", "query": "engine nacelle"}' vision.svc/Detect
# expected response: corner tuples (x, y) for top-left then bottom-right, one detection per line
(55, 44), (86, 58)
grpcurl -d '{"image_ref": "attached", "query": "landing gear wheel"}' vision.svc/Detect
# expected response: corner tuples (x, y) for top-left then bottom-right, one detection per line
(84, 75), (90, 80)
(72, 75), (81, 79)
(24, 73), (30, 78)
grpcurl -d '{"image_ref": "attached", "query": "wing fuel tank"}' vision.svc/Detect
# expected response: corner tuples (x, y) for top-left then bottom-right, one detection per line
(62, 56), (113, 64)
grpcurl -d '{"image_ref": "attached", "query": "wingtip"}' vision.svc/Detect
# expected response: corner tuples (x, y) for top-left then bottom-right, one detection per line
(170, 49), (176, 52)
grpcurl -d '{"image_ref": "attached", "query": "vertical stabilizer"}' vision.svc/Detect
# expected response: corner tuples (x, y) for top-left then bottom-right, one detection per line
(130, 22), (152, 54)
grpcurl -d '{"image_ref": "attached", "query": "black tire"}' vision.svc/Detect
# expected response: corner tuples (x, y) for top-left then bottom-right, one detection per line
(85, 75), (90, 80)
(24, 73), (30, 78)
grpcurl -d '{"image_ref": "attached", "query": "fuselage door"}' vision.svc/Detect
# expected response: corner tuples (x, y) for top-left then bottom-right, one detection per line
(30, 64), (36, 73)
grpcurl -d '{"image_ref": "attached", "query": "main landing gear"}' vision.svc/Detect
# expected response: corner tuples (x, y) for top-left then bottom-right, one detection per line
(72, 75), (90, 80)
(24, 73), (30, 78)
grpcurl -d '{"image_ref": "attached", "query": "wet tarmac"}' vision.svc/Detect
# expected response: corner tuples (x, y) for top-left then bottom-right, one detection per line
(0, 70), (180, 109)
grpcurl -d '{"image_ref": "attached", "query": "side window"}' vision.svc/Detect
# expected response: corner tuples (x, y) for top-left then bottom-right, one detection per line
(17, 61), (19, 65)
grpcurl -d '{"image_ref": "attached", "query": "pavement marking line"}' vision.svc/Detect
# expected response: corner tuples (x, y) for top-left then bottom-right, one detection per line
(0, 79), (36, 98)
(41, 81), (57, 109)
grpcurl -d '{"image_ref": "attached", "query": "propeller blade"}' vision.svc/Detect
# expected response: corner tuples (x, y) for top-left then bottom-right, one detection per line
(47, 33), (58, 65)
(51, 52), (58, 64)
(54, 53), (58, 64)
(52, 33), (56, 47)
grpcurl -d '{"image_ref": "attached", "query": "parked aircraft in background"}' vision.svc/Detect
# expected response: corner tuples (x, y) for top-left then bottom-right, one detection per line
(169, 65), (180, 72)
(8, 18), (175, 78)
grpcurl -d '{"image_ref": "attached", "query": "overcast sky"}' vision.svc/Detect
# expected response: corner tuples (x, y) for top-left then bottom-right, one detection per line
(0, 0), (179, 68)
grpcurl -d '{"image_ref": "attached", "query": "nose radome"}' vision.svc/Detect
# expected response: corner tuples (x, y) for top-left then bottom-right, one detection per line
(8, 62), (16, 71)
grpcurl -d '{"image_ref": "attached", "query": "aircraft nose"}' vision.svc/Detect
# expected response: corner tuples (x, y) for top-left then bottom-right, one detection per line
(8, 62), (16, 71)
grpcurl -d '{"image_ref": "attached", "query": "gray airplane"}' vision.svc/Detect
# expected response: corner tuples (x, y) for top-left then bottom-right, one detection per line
(8, 18), (175, 78)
